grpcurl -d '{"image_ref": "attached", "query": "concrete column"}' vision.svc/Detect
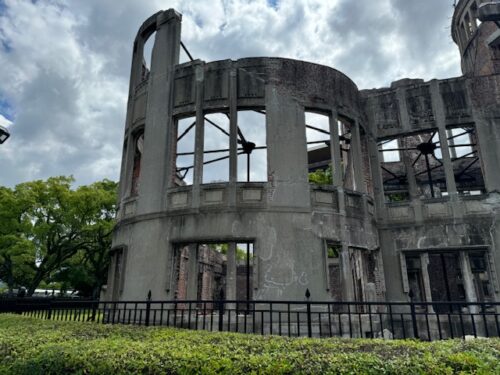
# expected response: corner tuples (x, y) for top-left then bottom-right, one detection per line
(430, 80), (458, 197)
(228, 67), (238, 206)
(340, 245), (355, 301)
(192, 63), (205, 209)
(470, 108), (500, 193)
(419, 253), (435, 313)
(366, 135), (386, 220)
(459, 251), (479, 313)
(351, 120), (366, 193)
(130, 37), (146, 96)
(226, 242), (237, 308)
(329, 110), (342, 187)
(119, 36), (145, 201)
(137, 10), (181, 214)
(265, 84), (310, 208)
(186, 244), (199, 300)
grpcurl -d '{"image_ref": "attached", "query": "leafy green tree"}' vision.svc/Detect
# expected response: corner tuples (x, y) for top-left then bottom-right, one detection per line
(0, 177), (117, 296)
(308, 165), (333, 185)
(0, 187), (36, 294)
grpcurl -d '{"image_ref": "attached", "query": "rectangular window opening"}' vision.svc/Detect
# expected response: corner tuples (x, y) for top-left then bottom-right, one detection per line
(237, 110), (267, 182)
(203, 113), (230, 184)
(175, 116), (196, 186)
(306, 111), (333, 185)
(446, 125), (485, 195)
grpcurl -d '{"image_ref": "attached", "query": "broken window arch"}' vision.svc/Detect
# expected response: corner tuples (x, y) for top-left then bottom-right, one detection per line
(130, 130), (144, 196)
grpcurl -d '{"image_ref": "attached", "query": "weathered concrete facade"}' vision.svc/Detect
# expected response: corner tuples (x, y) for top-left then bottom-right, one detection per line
(108, 2), (500, 310)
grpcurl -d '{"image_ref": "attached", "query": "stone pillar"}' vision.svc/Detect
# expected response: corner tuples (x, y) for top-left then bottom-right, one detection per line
(192, 63), (205, 209)
(186, 244), (199, 300)
(119, 37), (145, 200)
(228, 67), (238, 206)
(459, 251), (479, 313)
(419, 253), (435, 313)
(329, 110), (342, 188)
(226, 242), (237, 309)
(351, 120), (366, 193)
(367, 135), (386, 220)
(430, 80), (458, 197)
(340, 245), (355, 301)
(137, 10), (181, 214)
(265, 84), (310, 208)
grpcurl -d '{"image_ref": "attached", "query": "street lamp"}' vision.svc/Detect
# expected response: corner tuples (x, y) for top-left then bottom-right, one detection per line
(0, 125), (10, 144)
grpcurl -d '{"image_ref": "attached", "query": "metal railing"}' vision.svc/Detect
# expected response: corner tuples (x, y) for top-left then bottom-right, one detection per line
(1, 295), (499, 341)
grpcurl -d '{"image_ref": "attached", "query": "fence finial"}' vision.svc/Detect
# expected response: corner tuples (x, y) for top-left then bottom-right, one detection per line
(147, 290), (152, 300)
(305, 288), (311, 299)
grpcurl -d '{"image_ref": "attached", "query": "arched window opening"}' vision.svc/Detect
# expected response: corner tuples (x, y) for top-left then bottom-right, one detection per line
(130, 131), (144, 196)
(141, 34), (155, 81)
(237, 110), (267, 182)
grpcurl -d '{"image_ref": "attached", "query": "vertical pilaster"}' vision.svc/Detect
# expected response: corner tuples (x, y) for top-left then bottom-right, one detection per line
(137, 10), (181, 214)
(226, 242), (237, 308)
(192, 63), (205, 209)
(419, 253), (434, 313)
(186, 244), (199, 300)
(340, 246), (355, 301)
(351, 120), (366, 193)
(460, 251), (479, 313)
(329, 110), (342, 188)
(367, 136), (386, 219)
(430, 80), (458, 197)
(228, 67), (238, 206)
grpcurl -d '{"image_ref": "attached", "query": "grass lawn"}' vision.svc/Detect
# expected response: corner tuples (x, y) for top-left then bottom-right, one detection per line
(0, 314), (499, 374)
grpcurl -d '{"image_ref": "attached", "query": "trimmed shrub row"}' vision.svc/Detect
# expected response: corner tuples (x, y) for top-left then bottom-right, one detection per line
(0, 314), (499, 374)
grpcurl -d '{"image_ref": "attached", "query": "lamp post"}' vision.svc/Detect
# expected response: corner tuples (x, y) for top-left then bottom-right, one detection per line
(0, 125), (10, 144)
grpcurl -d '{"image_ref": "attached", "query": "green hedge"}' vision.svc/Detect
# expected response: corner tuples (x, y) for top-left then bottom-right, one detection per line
(0, 314), (499, 374)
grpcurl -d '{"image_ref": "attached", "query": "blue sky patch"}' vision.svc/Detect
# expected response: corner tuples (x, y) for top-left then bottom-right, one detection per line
(267, 0), (278, 9)
(0, 98), (14, 121)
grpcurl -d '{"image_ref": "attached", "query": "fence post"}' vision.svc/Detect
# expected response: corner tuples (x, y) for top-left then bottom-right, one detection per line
(90, 300), (98, 322)
(218, 288), (224, 332)
(409, 291), (419, 339)
(306, 289), (312, 338)
(47, 299), (52, 320)
(145, 290), (152, 327)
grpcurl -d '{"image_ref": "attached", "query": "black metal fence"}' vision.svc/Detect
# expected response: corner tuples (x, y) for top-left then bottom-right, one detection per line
(1, 296), (499, 341)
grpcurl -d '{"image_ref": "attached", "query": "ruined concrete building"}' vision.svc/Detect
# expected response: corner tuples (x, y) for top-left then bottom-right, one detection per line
(108, 0), (500, 314)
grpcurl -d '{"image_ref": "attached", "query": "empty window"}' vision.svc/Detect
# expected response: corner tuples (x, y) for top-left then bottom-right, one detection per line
(379, 138), (401, 162)
(406, 255), (425, 302)
(203, 113), (229, 183)
(237, 110), (267, 182)
(469, 252), (493, 302)
(306, 112), (332, 184)
(130, 131), (144, 196)
(446, 126), (485, 195)
(175, 116), (196, 185)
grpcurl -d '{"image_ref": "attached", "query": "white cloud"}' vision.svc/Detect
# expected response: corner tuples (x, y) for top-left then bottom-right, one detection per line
(0, 113), (12, 128)
(0, 0), (462, 187)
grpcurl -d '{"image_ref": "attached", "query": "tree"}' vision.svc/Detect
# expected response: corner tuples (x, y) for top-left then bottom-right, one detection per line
(0, 186), (36, 294)
(0, 177), (117, 296)
(308, 165), (333, 185)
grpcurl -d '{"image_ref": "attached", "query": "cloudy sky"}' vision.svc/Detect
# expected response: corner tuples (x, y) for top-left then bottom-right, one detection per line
(0, 0), (462, 187)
